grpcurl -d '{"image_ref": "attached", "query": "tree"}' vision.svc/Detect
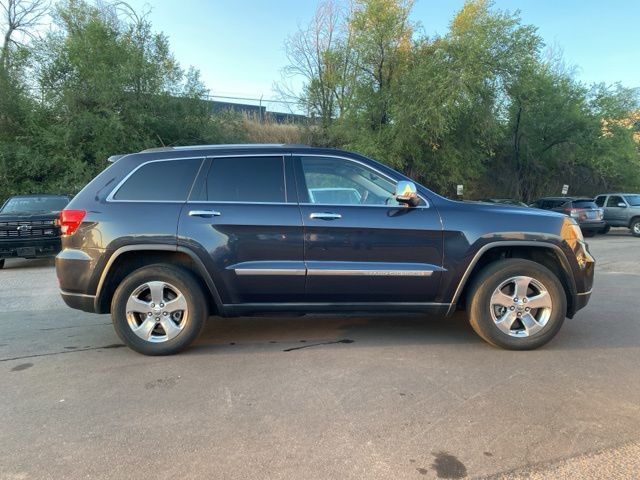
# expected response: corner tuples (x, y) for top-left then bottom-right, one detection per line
(1, 0), (48, 67)
(278, 0), (355, 129)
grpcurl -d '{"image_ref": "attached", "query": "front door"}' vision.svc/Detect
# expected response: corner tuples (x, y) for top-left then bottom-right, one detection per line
(605, 195), (627, 226)
(295, 154), (443, 304)
(178, 155), (305, 304)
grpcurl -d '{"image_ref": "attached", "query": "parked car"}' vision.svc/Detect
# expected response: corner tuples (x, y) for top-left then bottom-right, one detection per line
(530, 197), (604, 237)
(479, 198), (529, 207)
(0, 194), (70, 269)
(594, 193), (640, 236)
(55, 145), (594, 355)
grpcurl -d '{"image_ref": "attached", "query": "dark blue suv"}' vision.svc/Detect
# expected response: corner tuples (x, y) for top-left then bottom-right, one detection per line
(56, 145), (594, 354)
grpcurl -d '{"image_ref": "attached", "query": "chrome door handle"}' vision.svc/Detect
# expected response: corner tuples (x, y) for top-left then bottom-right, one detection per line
(188, 210), (221, 217)
(310, 212), (342, 220)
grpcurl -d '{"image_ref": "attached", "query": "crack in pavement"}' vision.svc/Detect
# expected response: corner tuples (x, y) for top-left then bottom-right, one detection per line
(283, 339), (354, 352)
(0, 344), (125, 362)
(39, 322), (112, 331)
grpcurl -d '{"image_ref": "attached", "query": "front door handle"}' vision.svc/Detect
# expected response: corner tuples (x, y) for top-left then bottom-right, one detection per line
(189, 210), (221, 218)
(309, 212), (342, 220)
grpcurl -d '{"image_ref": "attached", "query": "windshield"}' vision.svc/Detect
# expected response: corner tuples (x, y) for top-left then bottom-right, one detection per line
(0, 196), (69, 214)
(625, 195), (640, 206)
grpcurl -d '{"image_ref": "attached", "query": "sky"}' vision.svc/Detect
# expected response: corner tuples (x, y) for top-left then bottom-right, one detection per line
(123, 0), (640, 107)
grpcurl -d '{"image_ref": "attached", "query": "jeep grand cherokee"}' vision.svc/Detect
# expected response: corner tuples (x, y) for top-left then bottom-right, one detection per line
(55, 145), (594, 355)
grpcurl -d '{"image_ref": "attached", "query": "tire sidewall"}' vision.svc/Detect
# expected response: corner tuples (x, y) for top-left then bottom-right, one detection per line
(468, 259), (567, 350)
(111, 265), (206, 355)
(631, 220), (640, 237)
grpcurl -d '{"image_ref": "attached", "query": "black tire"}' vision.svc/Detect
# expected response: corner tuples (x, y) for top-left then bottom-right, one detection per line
(0, 259), (4, 269)
(111, 264), (207, 355)
(599, 225), (610, 235)
(631, 218), (640, 237)
(466, 259), (567, 350)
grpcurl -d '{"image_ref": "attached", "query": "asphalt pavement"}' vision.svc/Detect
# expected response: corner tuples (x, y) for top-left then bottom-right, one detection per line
(1, 229), (639, 479)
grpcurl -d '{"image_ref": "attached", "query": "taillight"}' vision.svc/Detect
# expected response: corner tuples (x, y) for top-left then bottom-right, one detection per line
(59, 209), (86, 236)
(566, 208), (580, 219)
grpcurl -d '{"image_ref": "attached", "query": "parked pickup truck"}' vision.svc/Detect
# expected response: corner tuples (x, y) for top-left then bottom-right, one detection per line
(0, 194), (70, 269)
(594, 193), (640, 236)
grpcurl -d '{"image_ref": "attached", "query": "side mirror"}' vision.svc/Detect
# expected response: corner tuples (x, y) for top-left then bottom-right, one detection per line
(395, 181), (419, 207)
(618, 202), (627, 208)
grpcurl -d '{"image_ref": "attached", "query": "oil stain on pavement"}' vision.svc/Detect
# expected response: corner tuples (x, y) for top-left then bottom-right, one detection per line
(11, 363), (33, 372)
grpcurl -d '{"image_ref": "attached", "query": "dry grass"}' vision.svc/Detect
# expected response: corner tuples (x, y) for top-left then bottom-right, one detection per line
(241, 115), (308, 144)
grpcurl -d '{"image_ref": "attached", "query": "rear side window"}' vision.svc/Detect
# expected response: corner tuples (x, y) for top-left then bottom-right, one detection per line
(205, 156), (285, 203)
(113, 159), (202, 201)
(595, 196), (605, 207)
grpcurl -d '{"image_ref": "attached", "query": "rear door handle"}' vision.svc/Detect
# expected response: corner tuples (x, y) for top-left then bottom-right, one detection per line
(309, 212), (342, 220)
(189, 210), (221, 218)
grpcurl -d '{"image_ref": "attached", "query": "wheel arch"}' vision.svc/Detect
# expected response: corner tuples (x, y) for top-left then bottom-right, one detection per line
(452, 242), (577, 317)
(95, 245), (223, 315)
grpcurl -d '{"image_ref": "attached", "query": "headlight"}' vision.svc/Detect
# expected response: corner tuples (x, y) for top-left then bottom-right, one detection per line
(561, 217), (584, 246)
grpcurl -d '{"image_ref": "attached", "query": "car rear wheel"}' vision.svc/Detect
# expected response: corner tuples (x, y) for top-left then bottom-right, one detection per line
(467, 259), (566, 350)
(111, 264), (207, 355)
(631, 219), (640, 237)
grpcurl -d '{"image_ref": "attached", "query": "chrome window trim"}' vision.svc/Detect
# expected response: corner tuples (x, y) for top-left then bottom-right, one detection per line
(186, 200), (291, 206)
(105, 151), (430, 207)
(298, 153), (430, 208)
(106, 157), (205, 203)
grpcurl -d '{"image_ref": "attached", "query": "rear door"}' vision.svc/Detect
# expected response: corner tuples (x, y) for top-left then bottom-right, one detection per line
(295, 154), (443, 304)
(178, 154), (305, 304)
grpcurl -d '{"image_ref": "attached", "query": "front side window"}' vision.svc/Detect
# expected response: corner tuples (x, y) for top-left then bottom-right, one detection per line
(113, 158), (202, 201)
(606, 196), (624, 207)
(205, 156), (285, 203)
(300, 156), (400, 206)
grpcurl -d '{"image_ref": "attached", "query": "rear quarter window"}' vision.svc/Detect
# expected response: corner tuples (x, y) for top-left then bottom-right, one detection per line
(112, 158), (202, 201)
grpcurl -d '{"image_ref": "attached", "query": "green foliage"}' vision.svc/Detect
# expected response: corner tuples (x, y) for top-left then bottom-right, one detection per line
(290, 0), (640, 200)
(0, 0), (244, 202)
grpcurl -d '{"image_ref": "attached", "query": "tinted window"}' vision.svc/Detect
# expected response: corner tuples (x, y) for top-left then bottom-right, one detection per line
(114, 159), (202, 201)
(206, 156), (285, 202)
(1, 196), (68, 213)
(301, 156), (399, 206)
(572, 200), (597, 209)
(595, 196), (605, 207)
(607, 196), (624, 207)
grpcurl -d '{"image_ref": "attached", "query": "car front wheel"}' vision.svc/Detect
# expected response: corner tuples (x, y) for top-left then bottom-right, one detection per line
(631, 219), (640, 237)
(111, 264), (207, 355)
(467, 259), (566, 350)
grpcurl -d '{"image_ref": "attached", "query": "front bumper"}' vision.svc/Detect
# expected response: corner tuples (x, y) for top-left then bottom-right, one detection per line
(0, 237), (61, 259)
(567, 239), (595, 318)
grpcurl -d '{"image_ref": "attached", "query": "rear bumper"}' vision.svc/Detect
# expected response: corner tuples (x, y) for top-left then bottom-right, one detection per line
(0, 237), (61, 259)
(578, 220), (605, 232)
(60, 290), (97, 313)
